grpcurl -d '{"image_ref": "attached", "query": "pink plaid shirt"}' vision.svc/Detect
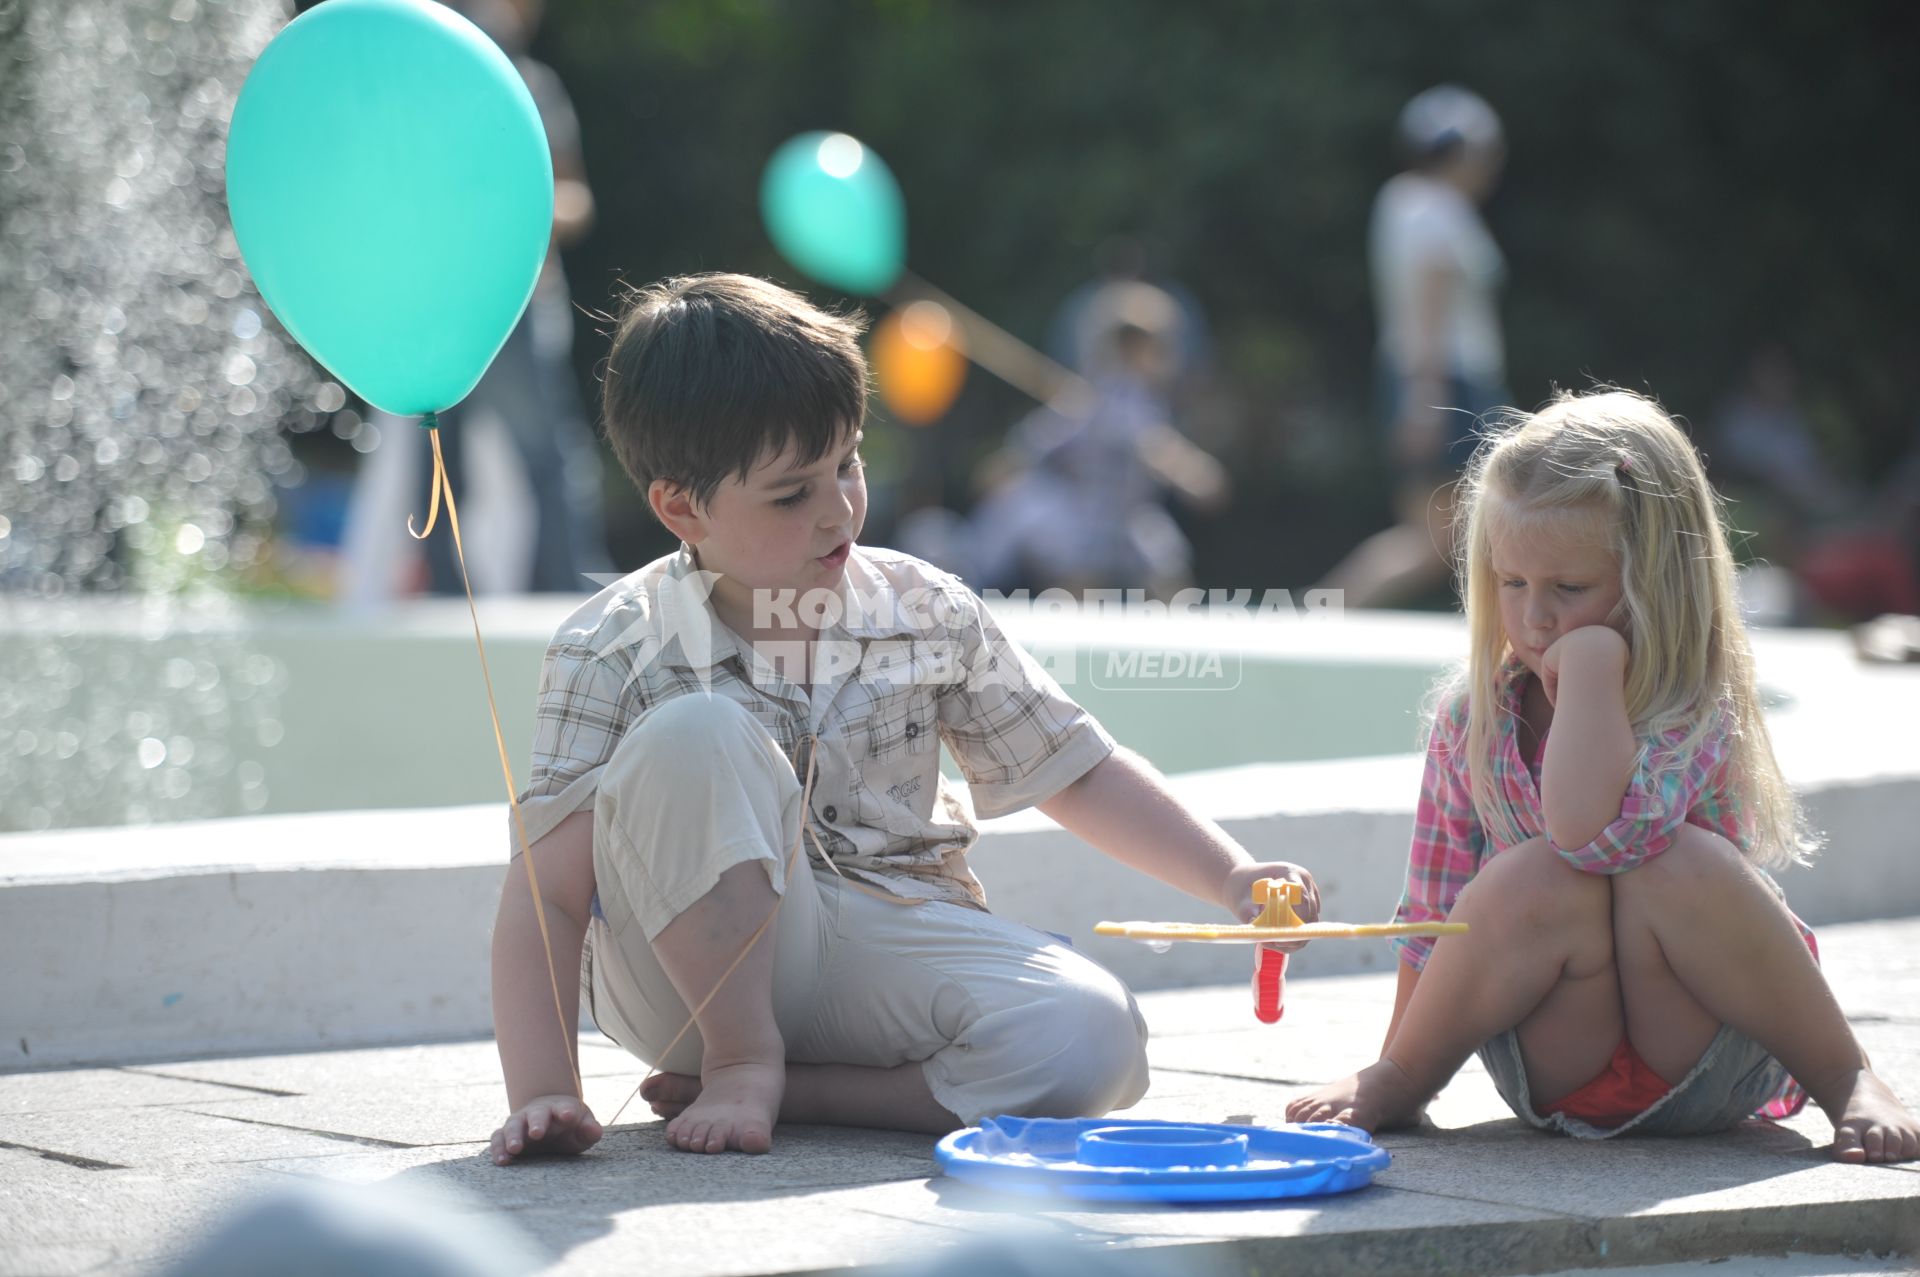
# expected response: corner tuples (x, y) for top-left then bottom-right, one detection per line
(1391, 662), (1812, 1118)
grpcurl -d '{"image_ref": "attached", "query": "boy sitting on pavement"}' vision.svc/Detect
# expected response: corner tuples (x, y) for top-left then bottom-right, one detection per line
(488, 274), (1319, 1159)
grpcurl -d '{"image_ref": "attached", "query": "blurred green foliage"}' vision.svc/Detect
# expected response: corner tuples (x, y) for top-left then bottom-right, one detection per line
(528, 0), (1918, 585)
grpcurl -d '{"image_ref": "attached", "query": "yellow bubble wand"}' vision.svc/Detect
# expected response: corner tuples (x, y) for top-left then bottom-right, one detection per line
(1097, 879), (1466, 1023)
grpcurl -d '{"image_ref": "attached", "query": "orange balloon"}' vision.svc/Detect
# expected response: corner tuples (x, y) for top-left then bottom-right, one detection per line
(873, 301), (967, 425)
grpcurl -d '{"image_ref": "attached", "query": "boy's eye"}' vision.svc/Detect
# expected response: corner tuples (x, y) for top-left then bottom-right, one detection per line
(839, 451), (863, 474)
(774, 486), (809, 508)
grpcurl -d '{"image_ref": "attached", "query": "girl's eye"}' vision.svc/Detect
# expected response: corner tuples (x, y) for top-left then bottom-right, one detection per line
(774, 486), (809, 509)
(1558, 584), (1587, 595)
(839, 452), (864, 475)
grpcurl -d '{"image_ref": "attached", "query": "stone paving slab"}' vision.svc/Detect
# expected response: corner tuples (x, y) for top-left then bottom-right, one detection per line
(2, 918), (1916, 1277)
(0, 1067), (273, 1117)
(114, 1035), (644, 1095)
(1553, 1260), (1917, 1276)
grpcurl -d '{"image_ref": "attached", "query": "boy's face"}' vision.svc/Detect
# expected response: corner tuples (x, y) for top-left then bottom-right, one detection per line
(664, 427), (867, 620)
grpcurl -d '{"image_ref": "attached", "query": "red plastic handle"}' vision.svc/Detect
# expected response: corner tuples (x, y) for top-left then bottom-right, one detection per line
(1253, 948), (1287, 1023)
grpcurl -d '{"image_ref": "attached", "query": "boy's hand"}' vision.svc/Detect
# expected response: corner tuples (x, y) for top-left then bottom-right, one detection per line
(1222, 862), (1321, 952)
(489, 1095), (603, 1166)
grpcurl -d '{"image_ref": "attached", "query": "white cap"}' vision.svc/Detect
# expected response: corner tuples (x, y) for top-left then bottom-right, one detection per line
(1397, 85), (1503, 160)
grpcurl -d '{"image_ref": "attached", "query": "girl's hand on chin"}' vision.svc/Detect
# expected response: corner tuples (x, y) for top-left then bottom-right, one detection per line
(1541, 627), (1629, 707)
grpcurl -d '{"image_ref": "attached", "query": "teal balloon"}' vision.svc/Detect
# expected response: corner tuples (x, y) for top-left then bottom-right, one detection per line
(226, 0), (552, 417)
(761, 132), (905, 296)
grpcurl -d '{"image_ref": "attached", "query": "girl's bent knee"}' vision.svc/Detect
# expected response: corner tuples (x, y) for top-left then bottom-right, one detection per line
(1619, 825), (1749, 898)
(1458, 837), (1609, 936)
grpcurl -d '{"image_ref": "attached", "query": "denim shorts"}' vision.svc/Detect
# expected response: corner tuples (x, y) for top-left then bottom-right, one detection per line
(1478, 1024), (1792, 1139)
(1375, 363), (1509, 484)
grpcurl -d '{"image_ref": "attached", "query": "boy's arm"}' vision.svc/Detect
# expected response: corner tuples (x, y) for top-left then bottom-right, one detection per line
(1037, 746), (1319, 926)
(492, 809), (597, 1110)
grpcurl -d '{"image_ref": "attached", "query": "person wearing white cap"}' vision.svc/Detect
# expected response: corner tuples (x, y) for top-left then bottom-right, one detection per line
(1321, 84), (1511, 607)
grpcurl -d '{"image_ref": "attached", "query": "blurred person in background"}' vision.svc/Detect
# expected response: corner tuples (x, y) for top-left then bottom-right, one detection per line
(1714, 345), (1854, 525)
(967, 282), (1229, 598)
(1319, 84), (1510, 608)
(338, 0), (612, 604)
(1048, 235), (1215, 419)
(1796, 448), (1920, 632)
(1709, 344), (1858, 624)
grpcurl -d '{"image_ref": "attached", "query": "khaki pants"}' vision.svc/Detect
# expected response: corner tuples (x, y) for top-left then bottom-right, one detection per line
(585, 694), (1149, 1125)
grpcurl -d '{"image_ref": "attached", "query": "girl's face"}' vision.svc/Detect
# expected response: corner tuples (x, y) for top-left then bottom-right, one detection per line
(1488, 502), (1625, 678)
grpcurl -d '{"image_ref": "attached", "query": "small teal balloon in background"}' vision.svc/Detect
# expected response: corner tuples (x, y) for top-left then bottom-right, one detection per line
(226, 0), (552, 417)
(761, 132), (905, 296)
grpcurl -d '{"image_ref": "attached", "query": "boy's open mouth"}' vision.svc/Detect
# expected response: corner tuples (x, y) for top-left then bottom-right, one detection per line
(817, 541), (852, 568)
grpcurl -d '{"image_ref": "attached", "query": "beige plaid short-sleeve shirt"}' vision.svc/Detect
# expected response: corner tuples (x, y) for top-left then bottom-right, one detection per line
(513, 545), (1115, 909)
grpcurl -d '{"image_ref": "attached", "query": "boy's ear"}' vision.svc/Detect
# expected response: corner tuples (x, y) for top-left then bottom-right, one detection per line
(648, 479), (705, 545)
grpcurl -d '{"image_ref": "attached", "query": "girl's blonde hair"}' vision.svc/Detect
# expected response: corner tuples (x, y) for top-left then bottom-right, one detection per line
(1450, 388), (1813, 868)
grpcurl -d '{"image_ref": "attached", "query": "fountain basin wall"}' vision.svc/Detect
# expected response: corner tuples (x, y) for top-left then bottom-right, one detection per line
(4, 606), (1916, 1067)
(0, 596), (1450, 830)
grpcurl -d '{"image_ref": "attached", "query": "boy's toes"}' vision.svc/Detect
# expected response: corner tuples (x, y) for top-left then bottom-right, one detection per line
(642, 1073), (702, 1106)
(1832, 1123), (1867, 1163)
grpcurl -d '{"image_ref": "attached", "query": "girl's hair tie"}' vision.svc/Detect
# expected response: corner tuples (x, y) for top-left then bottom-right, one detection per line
(1616, 452), (1634, 476)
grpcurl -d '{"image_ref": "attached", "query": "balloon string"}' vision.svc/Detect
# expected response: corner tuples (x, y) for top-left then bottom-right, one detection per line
(423, 421), (581, 1100)
(889, 271), (1096, 417)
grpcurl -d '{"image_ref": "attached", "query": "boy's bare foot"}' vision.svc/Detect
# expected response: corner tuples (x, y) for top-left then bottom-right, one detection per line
(1285, 1059), (1428, 1132)
(1824, 1068), (1920, 1164)
(639, 1071), (701, 1120)
(664, 1059), (784, 1154)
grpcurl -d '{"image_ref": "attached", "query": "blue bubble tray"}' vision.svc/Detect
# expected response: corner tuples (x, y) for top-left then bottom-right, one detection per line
(933, 1116), (1390, 1203)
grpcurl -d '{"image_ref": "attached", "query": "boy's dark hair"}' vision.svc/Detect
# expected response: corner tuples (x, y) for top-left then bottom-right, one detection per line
(600, 273), (868, 511)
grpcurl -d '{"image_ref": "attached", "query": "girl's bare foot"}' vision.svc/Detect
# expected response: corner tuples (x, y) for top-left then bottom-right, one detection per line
(664, 1059), (784, 1154)
(639, 1072), (701, 1120)
(1285, 1059), (1428, 1132)
(1824, 1069), (1920, 1164)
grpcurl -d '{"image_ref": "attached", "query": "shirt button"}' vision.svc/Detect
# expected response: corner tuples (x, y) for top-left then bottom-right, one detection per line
(822, 805), (837, 822)
(904, 722), (920, 739)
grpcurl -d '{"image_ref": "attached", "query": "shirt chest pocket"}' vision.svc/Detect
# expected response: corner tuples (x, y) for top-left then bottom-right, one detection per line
(854, 689), (942, 832)
(864, 685), (941, 765)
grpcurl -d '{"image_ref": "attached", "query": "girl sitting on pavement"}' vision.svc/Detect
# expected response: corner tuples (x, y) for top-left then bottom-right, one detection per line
(1287, 388), (1919, 1163)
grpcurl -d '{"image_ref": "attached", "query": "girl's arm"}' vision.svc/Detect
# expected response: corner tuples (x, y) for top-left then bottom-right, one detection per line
(1038, 746), (1319, 927)
(1381, 960), (1422, 1058)
(1540, 626), (1639, 850)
